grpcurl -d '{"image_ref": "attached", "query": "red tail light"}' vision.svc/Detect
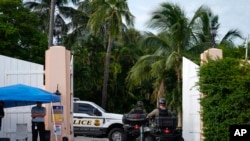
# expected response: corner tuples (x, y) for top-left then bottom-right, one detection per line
(163, 129), (171, 134)
(134, 124), (140, 129)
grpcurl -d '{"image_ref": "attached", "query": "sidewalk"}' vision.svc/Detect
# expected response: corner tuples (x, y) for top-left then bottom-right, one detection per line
(74, 136), (108, 141)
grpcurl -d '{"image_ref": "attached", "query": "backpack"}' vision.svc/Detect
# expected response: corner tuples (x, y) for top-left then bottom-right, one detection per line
(131, 107), (144, 114)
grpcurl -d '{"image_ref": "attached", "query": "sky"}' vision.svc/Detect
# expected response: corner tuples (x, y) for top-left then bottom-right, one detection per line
(127, 0), (250, 45)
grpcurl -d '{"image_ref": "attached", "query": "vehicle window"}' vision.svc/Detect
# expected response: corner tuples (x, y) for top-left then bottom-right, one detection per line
(73, 103), (79, 113)
(74, 103), (95, 116)
(93, 108), (102, 116)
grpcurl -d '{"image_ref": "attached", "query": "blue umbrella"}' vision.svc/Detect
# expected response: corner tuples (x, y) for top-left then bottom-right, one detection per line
(0, 84), (60, 108)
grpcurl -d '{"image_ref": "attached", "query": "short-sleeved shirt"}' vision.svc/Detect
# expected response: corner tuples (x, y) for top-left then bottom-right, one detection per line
(31, 106), (46, 122)
(146, 108), (172, 119)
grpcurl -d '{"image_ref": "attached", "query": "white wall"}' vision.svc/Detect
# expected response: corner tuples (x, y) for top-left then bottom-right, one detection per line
(182, 57), (201, 141)
(0, 55), (44, 141)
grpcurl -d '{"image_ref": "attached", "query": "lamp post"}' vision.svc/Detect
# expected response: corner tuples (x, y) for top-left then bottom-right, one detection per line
(54, 84), (61, 96)
(54, 20), (62, 45)
(210, 25), (217, 48)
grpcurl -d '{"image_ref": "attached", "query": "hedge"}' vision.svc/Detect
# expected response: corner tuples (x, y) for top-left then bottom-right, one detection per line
(198, 58), (250, 141)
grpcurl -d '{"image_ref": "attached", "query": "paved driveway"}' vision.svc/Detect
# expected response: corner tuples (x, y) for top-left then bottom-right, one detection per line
(74, 136), (108, 141)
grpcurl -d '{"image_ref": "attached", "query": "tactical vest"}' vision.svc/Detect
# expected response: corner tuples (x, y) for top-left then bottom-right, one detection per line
(158, 108), (169, 116)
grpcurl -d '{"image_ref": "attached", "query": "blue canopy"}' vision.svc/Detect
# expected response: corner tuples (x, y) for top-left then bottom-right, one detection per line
(0, 84), (60, 108)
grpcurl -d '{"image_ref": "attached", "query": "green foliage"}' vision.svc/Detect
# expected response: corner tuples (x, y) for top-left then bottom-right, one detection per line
(221, 45), (248, 60)
(0, 0), (47, 64)
(72, 35), (105, 105)
(198, 58), (250, 141)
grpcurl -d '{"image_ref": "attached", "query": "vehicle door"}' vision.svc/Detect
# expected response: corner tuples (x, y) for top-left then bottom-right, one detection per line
(73, 103), (105, 136)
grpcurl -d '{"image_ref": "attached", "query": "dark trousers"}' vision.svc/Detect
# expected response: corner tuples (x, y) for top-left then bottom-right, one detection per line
(0, 118), (2, 131)
(32, 122), (45, 141)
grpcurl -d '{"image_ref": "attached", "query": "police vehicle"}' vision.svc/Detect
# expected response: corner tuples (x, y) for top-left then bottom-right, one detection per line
(73, 98), (124, 141)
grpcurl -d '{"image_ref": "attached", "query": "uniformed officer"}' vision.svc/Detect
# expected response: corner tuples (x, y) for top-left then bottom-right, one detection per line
(31, 101), (46, 141)
(129, 101), (147, 114)
(146, 98), (172, 119)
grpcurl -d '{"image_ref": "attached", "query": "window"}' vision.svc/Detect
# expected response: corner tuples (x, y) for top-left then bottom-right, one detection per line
(74, 103), (95, 115)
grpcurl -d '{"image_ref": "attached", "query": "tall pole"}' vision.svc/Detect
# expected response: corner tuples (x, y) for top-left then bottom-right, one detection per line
(245, 35), (249, 61)
(211, 26), (217, 48)
(48, 0), (56, 48)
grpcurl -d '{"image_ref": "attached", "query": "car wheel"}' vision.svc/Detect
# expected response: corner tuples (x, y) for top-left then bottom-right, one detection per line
(108, 128), (123, 141)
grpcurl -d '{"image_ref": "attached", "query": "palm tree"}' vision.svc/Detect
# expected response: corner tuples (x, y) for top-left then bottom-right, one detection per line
(127, 3), (243, 128)
(189, 5), (243, 54)
(63, 0), (92, 49)
(141, 2), (192, 127)
(127, 31), (184, 125)
(23, 0), (80, 47)
(87, 0), (134, 108)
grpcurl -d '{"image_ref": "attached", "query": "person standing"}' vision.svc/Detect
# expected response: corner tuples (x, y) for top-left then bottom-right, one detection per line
(0, 101), (4, 131)
(31, 101), (46, 141)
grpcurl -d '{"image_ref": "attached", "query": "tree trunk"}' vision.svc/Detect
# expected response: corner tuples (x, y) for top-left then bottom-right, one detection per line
(177, 110), (182, 128)
(48, 0), (56, 47)
(157, 79), (165, 99)
(175, 60), (183, 128)
(102, 37), (112, 108)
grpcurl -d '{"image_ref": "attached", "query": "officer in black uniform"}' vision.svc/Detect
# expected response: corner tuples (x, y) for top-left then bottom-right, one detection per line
(146, 98), (172, 119)
(129, 101), (147, 114)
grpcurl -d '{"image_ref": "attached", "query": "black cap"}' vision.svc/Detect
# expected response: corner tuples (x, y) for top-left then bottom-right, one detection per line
(159, 98), (166, 104)
(137, 101), (143, 106)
